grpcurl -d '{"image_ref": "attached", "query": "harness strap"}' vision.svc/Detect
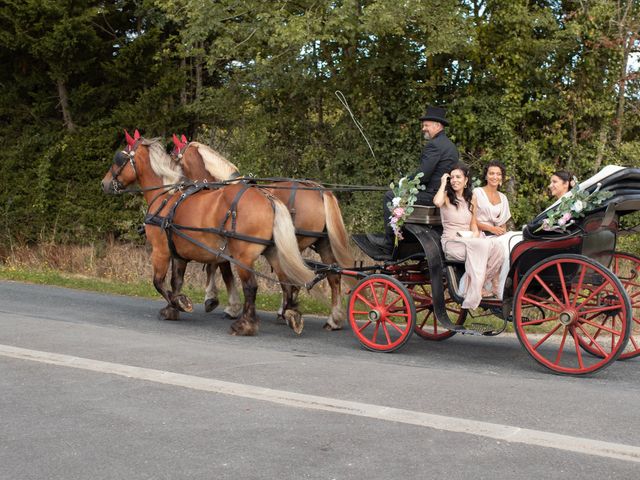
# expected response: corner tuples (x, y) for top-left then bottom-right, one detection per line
(287, 182), (299, 222)
(166, 224), (307, 287)
(295, 229), (328, 238)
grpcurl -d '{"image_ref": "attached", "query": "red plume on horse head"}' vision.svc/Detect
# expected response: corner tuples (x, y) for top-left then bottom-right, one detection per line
(172, 133), (189, 153)
(124, 129), (141, 148)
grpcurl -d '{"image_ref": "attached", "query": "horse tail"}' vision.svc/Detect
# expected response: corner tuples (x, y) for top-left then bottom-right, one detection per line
(322, 191), (354, 268)
(271, 198), (315, 286)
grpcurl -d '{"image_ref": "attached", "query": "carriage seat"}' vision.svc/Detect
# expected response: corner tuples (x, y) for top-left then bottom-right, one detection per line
(405, 205), (441, 226)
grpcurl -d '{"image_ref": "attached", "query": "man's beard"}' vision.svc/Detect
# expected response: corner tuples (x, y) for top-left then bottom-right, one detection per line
(423, 132), (431, 140)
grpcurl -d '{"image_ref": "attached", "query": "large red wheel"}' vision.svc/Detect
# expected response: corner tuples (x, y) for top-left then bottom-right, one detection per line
(347, 274), (416, 352)
(607, 252), (640, 360)
(514, 254), (631, 375)
(574, 252), (640, 360)
(408, 284), (466, 340)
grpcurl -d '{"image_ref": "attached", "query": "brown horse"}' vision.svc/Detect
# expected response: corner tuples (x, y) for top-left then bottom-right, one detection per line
(101, 133), (315, 335)
(172, 135), (354, 330)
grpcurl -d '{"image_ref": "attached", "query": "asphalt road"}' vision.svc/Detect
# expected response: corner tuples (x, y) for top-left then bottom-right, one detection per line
(1, 280), (639, 480)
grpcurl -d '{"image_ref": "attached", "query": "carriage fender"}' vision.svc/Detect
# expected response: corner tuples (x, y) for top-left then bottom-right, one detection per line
(403, 224), (450, 324)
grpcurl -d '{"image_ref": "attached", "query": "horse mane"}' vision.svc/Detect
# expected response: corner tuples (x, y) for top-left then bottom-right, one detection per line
(142, 138), (183, 185)
(191, 141), (239, 180)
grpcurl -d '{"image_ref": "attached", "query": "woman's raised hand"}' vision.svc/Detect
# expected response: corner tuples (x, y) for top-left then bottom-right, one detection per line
(440, 173), (450, 186)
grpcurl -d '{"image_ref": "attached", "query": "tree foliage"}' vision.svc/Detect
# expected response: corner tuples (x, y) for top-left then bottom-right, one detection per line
(0, 0), (639, 245)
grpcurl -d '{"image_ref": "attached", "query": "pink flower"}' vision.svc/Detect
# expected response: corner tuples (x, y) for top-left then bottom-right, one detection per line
(557, 212), (572, 227)
(390, 216), (399, 224)
(393, 207), (405, 217)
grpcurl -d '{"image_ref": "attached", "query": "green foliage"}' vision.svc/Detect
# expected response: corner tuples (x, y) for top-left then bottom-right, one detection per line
(0, 0), (639, 246)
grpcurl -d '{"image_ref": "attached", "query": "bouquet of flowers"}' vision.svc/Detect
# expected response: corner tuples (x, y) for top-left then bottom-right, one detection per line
(537, 179), (613, 233)
(387, 173), (425, 245)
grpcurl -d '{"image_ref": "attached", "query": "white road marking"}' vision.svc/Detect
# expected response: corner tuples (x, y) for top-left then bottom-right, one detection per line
(1, 343), (639, 463)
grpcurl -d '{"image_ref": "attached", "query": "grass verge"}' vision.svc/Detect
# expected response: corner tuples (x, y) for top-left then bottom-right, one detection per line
(0, 265), (332, 316)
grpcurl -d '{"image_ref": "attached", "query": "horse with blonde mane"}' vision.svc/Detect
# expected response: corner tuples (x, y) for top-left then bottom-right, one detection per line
(101, 131), (315, 335)
(172, 134), (354, 330)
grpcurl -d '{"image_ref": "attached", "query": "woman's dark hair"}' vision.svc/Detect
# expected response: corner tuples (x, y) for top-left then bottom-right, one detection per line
(483, 160), (506, 185)
(553, 170), (577, 188)
(445, 162), (473, 211)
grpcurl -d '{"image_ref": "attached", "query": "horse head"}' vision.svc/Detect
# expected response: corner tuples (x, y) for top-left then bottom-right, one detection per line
(101, 129), (144, 193)
(171, 134), (239, 182)
(101, 131), (181, 194)
(171, 133), (189, 158)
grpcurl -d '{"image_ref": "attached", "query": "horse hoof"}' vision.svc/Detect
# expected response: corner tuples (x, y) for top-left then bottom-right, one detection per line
(159, 306), (180, 321)
(223, 305), (242, 319)
(284, 310), (304, 335)
(175, 294), (193, 313)
(323, 322), (343, 331)
(229, 319), (258, 336)
(205, 298), (219, 313)
(275, 314), (286, 325)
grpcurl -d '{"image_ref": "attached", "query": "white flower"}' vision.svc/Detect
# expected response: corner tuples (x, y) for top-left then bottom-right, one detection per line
(571, 200), (584, 213)
(391, 196), (402, 207)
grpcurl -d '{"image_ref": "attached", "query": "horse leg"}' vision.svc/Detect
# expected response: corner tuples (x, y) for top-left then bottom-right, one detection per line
(229, 267), (259, 336)
(264, 248), (304, 334)
(151, 251), (180, 321)
(204, 263), (220, 312)
(316, 239), (345, 330)
(220, 262), (243, 318)
(169, 257), (193, 313)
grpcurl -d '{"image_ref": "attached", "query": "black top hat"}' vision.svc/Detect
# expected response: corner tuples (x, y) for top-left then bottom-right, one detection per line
(419, 105), (448, 126)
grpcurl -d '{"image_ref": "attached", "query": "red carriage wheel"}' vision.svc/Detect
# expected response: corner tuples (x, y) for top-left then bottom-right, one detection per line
(514, 254), (631, 375)
(347, 274), (416, 352)
(605, 252), (640, 360)
(573, 252), (640, 360)
(408, 284), (466, 340)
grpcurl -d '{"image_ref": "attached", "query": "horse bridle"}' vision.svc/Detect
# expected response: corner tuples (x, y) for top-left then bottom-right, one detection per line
(109, 141), (141, 193)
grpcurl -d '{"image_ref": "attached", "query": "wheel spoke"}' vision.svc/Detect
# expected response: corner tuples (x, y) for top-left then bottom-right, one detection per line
(578, 304), (623, 316)
(554, 327), (569, 364)
(577, 278), (610, 310)
(571, 264), (587, 307)
(355, 293), (375, 310)
(372, 321), (380, 342)
(382, 321), (392, 345)
(557, 263), (571, 305)
(579, 317), (622, 336)
(369, 283), (380, 306)
(521, 295), (563, 313)
(534, 273), (564, 307)
(571, 327), (585, 369)
(533, 323), (562, 350)
(577, 323), (610, 357)
(520, 315), (559, 326)
(385, 320), (404, 334)
(357, 319), (372, 333)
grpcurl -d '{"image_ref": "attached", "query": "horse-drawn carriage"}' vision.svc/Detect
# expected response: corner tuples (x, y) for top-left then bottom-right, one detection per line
(345, 166), (640, 375)
(102, 132), (639, 376)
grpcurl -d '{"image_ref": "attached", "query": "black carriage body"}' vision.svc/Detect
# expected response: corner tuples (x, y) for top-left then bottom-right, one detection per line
(348, 167), (638, 373)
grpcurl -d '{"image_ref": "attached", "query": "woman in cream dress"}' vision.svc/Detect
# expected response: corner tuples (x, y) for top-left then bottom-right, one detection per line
(434, 162), (504, 309)
(473, 160), (522, 298)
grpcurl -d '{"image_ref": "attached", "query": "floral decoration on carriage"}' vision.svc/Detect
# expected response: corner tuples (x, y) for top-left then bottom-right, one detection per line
(535, 179), (613, 233)
(387, 172), (425, 245)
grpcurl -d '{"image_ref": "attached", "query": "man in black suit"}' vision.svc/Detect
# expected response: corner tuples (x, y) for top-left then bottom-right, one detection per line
(368, 105), (459, 254)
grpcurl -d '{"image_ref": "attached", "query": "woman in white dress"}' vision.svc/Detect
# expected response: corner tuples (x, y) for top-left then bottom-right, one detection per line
(434, 162), (504, 309)
(472, 160), (522, 299)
